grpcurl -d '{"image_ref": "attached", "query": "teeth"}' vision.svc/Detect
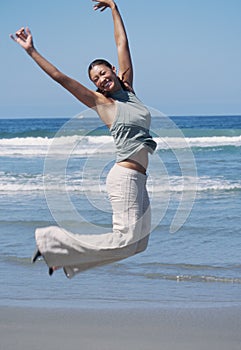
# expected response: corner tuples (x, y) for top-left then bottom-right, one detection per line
(103, 81), (111, 89)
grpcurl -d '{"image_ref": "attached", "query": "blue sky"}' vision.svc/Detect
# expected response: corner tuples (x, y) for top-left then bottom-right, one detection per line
(1, 0), (241, 118)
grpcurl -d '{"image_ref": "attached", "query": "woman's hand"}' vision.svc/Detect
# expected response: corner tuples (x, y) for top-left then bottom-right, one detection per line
(10, 27), (34, 53)
(92, 0), (116, 12)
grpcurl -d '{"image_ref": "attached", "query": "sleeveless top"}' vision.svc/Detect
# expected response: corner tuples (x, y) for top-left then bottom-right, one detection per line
(109, 89), (157, 162)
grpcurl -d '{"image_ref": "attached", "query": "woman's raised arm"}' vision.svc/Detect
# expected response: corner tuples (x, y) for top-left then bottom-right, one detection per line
(10, 27), (108, 109)
(93, 1), (133, 89)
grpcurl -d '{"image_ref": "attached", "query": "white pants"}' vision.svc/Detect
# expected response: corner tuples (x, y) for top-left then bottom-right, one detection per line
(35, 164), (151, 278)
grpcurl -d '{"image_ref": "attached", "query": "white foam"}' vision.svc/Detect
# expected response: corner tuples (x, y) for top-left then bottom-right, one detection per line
(155, 135), (241, 150)
(0, 136), (113, 156)
(0, 172), (240, 194)
(0, 135), (240, 156)
(150, 176), (241, 193)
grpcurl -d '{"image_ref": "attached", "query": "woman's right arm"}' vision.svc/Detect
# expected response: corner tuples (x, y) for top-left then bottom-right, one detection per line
(10, 27), (106, 109)
(93, 1), (133, 89)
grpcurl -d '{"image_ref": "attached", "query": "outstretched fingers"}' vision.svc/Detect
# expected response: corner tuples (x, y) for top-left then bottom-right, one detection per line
(92, 0), (113, 12)
(10, 27), (27, 41)
(10, 27), (33, 51)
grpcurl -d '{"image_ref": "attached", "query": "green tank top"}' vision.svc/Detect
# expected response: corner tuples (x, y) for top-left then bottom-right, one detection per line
(109, 89), (157, 162)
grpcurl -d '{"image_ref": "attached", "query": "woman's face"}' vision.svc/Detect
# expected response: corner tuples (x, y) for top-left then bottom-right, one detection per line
(89, 64), (121, 93)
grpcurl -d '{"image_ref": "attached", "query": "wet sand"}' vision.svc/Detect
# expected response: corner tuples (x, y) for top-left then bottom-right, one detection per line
(1, 306), (241, 350)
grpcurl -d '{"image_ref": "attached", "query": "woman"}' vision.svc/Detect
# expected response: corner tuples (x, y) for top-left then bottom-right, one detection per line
(11, 0), (156, 278)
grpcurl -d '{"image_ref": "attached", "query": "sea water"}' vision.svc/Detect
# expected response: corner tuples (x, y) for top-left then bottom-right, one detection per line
(0, 112), (241, 309)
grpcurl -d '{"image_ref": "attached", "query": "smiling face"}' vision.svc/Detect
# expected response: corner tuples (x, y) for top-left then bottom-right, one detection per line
(89, 64), (121, 94)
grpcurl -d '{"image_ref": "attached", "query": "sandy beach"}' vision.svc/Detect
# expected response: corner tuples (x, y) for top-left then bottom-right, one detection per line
(1, 306), (241, 350)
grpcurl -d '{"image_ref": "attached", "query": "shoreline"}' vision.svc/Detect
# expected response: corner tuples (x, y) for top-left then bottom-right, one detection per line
(1, 305), (241, 350)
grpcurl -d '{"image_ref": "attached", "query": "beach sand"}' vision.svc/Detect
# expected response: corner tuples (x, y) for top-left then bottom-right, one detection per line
(1, 306), (241, 350)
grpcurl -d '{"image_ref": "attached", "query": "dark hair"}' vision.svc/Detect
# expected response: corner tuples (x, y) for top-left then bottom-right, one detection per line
(88, 59), (112, 79)
(88, 58), (130, 94)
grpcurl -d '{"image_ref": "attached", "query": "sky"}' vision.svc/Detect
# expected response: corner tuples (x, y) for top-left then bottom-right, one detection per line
(1, 0), (241, 118)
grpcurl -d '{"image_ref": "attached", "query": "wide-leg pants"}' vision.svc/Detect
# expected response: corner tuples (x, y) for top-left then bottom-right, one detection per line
(35, 164), (151, 278)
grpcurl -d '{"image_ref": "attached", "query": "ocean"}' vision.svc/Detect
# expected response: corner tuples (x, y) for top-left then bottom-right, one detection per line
(0, 111), (241, 309)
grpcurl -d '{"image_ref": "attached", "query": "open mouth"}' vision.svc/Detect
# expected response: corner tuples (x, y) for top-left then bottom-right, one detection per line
(102, 80), (112, 90)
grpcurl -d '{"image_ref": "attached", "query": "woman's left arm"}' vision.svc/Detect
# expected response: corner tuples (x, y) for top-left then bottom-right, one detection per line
(93, 0), (133, 89)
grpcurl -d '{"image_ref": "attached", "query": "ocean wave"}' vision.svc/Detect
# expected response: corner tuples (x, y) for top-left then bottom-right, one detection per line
(2, 256), (240, 284)
(143, 273), (241, 284)
(125, 262), (241, 284)
(151, 176), (241, 193)
(0, 135), (240, 157)
(156, 135), (241, 149)
(0, 172), (240, 194)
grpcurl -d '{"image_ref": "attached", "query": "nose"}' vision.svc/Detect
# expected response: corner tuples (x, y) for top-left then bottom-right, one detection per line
(99, 76), (106, 85)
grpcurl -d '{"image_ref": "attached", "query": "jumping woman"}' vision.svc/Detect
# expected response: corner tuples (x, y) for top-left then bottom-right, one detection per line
(11, 0), (156, 278)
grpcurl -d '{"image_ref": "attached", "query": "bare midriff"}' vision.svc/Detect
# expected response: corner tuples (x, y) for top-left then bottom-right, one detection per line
(117, 148), (148, 175)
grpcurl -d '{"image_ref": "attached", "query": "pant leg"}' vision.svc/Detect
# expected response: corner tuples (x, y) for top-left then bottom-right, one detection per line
(35, 164), (151, 278)
(135, 184), (151, 254)
(105, 164), (150, 247)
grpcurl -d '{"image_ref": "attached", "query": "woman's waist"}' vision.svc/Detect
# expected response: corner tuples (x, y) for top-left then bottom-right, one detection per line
(117, 159), (147, 175)
(117, 161), (146, 175)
